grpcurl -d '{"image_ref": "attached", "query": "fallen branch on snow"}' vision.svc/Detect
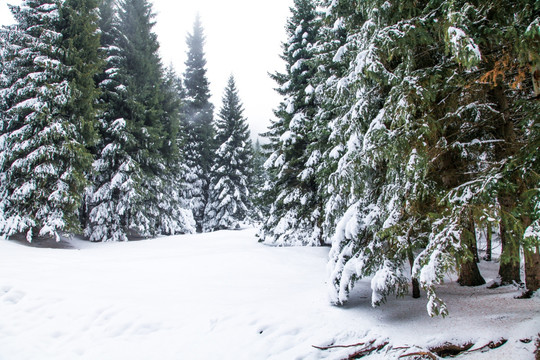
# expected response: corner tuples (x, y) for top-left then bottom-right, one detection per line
(312, 340), (373, 350)
(399, 351), (438, 360)
(463, 339), (507, 353)
(345, 342), (389, 359)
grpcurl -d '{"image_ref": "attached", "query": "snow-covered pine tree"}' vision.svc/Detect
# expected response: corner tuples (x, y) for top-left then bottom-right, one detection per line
(319, 0), (474, 313)
(318, 0), (413, 309)
(310, 3), (351, 243)
(412, 0), (540, 294)
(203, 76), (253, 232)
(259, 0), (323, 246)
(84, 0), (142, 242)
(86, 0), (194, 241)
(322, 0), (540, 314)
(158, 66), (196, 235)
(0, 0), (98, 242)
(400, 0), (540, 304)
(182, 15), (215, 232)
(115, 0), (167, 237)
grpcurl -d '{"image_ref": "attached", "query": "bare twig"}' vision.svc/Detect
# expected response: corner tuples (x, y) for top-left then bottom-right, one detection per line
(464, 339), (507, 353)
(399, 351), (438, 360)
(312, 340), (373, 350)
(346, 342), (389, 359)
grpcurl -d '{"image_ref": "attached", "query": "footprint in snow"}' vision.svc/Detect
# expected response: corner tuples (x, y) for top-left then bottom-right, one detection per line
(0, 285), (12, 295)
(2, 290), (25, 304)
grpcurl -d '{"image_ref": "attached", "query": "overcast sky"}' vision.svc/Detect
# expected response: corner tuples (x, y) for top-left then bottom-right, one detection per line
(0, 0), (294, 140)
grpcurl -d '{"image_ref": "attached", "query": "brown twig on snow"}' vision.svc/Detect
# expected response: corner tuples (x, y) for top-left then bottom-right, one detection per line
(399, 351), (438, 360)
(312, 340), (373, 350)
(345, 342), (389, 359)
(464, 339), (507, 353)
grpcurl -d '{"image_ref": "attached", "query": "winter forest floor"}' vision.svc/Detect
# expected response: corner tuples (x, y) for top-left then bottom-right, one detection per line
(0, 227), (538, 360)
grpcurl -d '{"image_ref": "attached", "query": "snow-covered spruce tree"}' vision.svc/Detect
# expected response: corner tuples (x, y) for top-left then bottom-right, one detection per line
(424, 0), (540, 293)
(260, 0), (323, 246)
(318, 0), (416, 309)
(0, 0), (98, 242)
(323, 0), (540, 314)
(84, 0), (141, 242)
(310, 4), (352, 244)
(203, 76), (253, 232)
(85, 0), (194, 241)
(182, 15), (215, 232)
(409, 0), (540, 301)
(116, 0), (167, 237)
(320, 0), (461, 313)
(158, 66), (196, 235)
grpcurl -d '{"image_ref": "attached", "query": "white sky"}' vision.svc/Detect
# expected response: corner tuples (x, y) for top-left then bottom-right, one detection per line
(0, 0), (293, 140)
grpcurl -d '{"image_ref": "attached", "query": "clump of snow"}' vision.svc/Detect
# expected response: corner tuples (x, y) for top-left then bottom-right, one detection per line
(447, 26), (482, 65)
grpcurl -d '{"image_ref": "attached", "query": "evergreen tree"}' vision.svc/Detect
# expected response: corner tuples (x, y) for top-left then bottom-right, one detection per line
(182, 15), (215, 232)
(158, 66), (196, 235)
(85, 0), (194, 241)
(0, 0), (98, 241)
(203, 76), (253, 232)
(84, 0), (141, 242)
(260, 0), (323, 246)
(116, 0), (166, 236)
(319, 0), (540, 314)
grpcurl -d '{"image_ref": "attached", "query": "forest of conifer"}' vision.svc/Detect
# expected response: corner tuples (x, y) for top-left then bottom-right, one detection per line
(0, 0), (539, 318)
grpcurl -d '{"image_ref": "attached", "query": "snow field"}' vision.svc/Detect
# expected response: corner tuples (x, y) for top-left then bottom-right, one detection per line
(0, 228), (538, 359)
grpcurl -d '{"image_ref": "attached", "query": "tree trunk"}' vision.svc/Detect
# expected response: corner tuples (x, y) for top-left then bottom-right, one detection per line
(525, 249), (540, 293)
(484, 225), (492, 261)
(523, 216), (540, 293)
(498, 195), (522, 284)
(407, 247), (421, 298)
(471, 220), (480, 263)
(490, 85), (521, 285)
(458, 259), (486, 286)
(498, 221), (522, 284)
(458, 214), (486, 286)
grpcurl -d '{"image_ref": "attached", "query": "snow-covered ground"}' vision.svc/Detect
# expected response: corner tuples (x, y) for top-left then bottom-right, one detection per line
(0, 227), (538, 360)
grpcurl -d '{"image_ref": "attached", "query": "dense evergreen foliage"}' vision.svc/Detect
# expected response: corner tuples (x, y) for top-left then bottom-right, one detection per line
(84, 0), (194, 241)
(261, 0), (540, 314)
(0, 0), (97, 241)
(0, 0), (197, 242)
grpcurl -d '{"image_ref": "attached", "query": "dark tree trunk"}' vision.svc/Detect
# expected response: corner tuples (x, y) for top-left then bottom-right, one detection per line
(523, 216), (540, 293)
(458, 214), (486, 286)
(498, 224), (522, 284)
(458, 260), (486, 286)
(498, 195), (522, 285)
(484, 225), (492, 262)
(490, 85), (521, 284)
(525, 249), (540, 293)
(407, 247), (421, 298)
(471, 220), (480, 263)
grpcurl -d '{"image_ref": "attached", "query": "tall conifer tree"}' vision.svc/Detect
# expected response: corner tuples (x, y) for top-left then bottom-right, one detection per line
(85, 0), (194, 241)
(260, 0), (322, 246)
(182, 15), (214, 232)
(84, 0), (142, 241)
(317, 0), (540, 313)
(0, 0), (99, 241)
(203, 76), (253, 232)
